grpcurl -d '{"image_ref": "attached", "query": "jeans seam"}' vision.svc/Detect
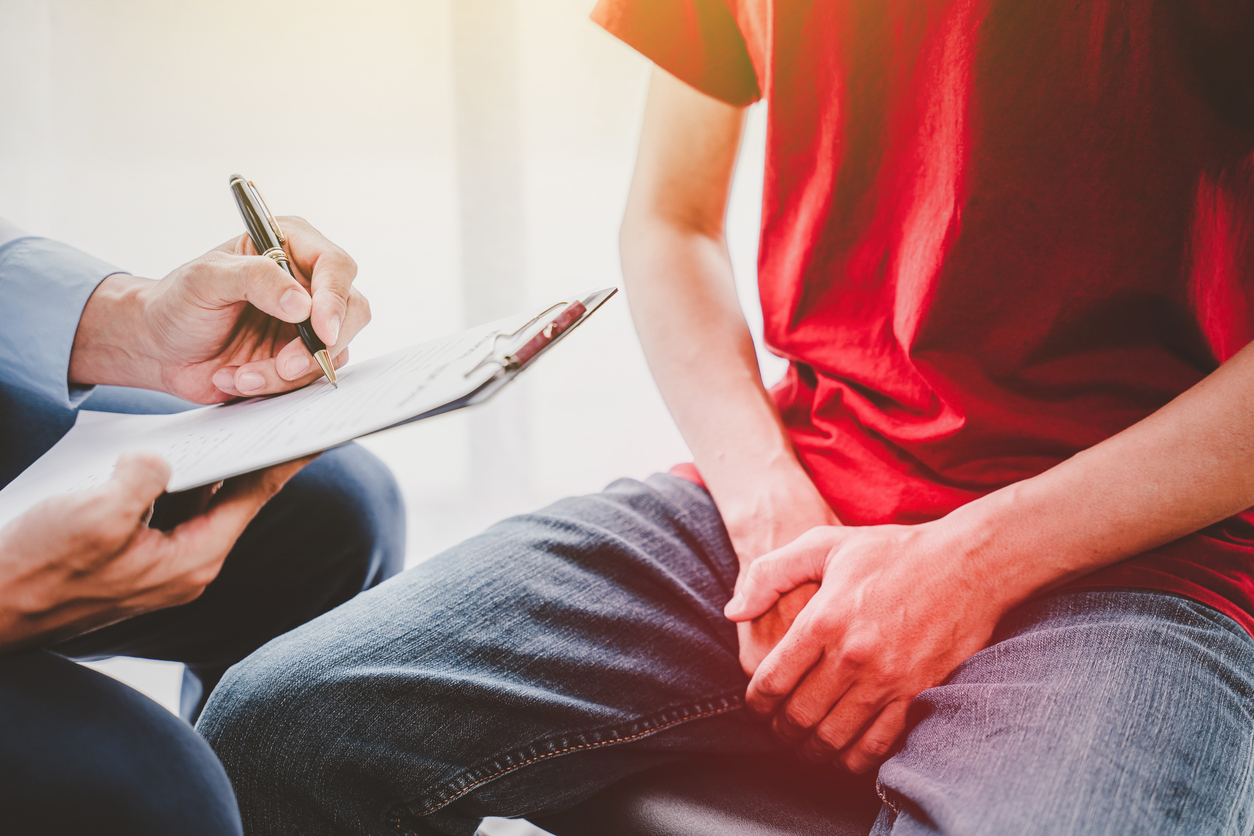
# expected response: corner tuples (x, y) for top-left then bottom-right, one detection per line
(386, 691), (745, 832)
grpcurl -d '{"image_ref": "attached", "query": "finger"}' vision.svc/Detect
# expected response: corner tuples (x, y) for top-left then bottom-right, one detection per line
(325, 288), (370, 355)
(277, 216), (358, 348)
(275, 336), (315, 381)
(103, 452), (173, 520)
(837, 699), (910, 774)
(158, 456), (318, 597)
(745, 606), (832, 716)
(211, 346), (348, 397)
(725, 528), (841, 621)
(273, 303), (358, 382)
(61, 452), (174, 554)
(770, 655), (856, 744)
(186, 251), (312, 324)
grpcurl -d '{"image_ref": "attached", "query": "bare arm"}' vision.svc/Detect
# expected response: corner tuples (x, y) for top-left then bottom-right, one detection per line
(728, 335), (1254, 773)
(622, 69), (837, 671)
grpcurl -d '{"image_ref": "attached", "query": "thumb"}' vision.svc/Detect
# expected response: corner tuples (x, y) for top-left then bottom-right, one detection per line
(724, 527), (841, 622)
(168, 456), (316, 555)
(104, 452), (172, 520)
(187, 251), (312, 324)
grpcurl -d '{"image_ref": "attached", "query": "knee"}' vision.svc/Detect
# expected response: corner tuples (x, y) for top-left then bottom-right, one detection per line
(0, 652), (241, 836)
(282, 442), (407, 587)
(199, 630), (375, 833)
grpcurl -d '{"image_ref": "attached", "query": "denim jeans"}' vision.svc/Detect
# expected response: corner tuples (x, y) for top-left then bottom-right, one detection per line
(199, 474), (1254, 836)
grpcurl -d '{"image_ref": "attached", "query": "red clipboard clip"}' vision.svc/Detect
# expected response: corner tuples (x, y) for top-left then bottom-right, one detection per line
(501, 300), (587, 371)
(464, 299), (590, 379)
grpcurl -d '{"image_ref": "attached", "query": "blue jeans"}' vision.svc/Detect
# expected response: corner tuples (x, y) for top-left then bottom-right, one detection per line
(0, 386), (406, 835)
(199, 474), (1254, 836)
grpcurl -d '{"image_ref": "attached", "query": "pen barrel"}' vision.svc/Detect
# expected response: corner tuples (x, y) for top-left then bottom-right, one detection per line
(229, 175), (330, 363)
(296, 320), (327, 354)
(229, 177), (281, 254)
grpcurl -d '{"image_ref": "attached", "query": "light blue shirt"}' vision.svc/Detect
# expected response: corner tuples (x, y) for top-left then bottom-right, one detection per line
(0, 222), (120, 409)
(0, 222), (197, 486)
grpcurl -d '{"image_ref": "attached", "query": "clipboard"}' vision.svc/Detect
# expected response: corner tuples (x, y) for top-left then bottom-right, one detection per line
(0, 287), (619, 528)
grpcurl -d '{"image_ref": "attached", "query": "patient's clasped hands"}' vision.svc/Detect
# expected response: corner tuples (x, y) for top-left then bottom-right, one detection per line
(0, 218), (367, 651)
(727, 515), (1007, 776)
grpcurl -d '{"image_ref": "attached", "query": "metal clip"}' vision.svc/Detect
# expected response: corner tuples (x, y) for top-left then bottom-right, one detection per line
(249, 180), (285, 245)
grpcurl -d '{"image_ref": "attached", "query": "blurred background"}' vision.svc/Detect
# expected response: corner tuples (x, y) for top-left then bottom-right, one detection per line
(0, 0), (776, 830)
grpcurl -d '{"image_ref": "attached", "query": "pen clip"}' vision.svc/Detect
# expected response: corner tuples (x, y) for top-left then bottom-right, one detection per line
(249, 180), (285, 245)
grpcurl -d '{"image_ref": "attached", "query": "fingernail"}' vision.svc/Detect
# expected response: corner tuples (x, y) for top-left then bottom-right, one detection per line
(212, 369), (235, 391)
(327, 314), (342, 346)
(283, 354), (310, 378)
(280, 288), (308, 319)
(238, 372), (266, 392)
(725, 594), (744, 614)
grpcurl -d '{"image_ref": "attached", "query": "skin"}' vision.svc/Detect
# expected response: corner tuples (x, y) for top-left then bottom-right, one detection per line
(0, 216), (367, 651)
(620, 70), (834, 677)
(69, 216), (367, 401)
(630, 68), (1254, 775)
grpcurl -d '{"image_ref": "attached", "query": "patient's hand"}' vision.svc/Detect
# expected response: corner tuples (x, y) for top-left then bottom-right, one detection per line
(736, 582), (820, 675)
(0, 451), (312, 652)
(726, 521), (1002, 774)
(69, 216), (368, 403)
(720, 466), (837, 676)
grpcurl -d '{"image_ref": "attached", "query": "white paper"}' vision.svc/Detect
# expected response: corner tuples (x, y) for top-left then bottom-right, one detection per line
(0, 307), (550, 529)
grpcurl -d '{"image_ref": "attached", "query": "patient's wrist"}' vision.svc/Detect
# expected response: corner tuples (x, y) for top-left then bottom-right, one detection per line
(938, 480), (1093, 615)
(69, 273), (161, 390)
(707, 451), (838, 568)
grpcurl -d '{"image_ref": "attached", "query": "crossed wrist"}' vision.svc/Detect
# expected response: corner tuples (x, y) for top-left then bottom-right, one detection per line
(933, 486), (1063, 617)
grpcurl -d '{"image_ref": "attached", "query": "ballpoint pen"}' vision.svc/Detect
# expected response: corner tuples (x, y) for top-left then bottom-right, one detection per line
(228, 174), (338, 388)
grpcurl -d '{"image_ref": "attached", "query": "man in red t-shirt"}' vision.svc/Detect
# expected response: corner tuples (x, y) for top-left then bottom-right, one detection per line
(200, 2), (1254, 834)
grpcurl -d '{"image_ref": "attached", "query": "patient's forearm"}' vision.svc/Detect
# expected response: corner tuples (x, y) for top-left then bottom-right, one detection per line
(619, 71), (824, 549)
(622, 220), (799, 498)
(952, 341), (1254, 606)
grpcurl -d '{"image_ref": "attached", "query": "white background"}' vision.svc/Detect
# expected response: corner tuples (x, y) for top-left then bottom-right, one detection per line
(0, 1), (776, 831)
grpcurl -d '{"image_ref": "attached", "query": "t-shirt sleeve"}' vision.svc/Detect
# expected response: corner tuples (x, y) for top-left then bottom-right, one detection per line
(592, 0), (761, 106)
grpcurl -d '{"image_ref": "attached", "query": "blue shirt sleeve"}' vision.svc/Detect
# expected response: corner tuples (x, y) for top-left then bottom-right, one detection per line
(0, 237), (125, 409)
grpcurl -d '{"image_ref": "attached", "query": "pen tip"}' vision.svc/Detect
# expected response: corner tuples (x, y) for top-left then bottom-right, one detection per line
(314, 350), (338, 388)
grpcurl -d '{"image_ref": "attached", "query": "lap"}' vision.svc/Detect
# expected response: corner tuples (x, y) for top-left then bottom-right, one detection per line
(201, 475), (1254, 836)
(200, 474), (771, 835)
(0, 650), (242, 835)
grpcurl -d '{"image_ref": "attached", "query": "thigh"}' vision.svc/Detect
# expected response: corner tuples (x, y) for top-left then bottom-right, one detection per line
(199, 474), (777, 836)
(0, 650), (242, 836)
(874, 589), (1254, 836)
(55, 442), (405, 669)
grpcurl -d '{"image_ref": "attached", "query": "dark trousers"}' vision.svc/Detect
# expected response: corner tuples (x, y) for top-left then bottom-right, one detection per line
(0, 386), (406, 835)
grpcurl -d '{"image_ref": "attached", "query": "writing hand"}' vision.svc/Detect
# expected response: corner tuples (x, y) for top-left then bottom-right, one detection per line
(70, 216), (369, 402)
(725, 522), (1005, 773)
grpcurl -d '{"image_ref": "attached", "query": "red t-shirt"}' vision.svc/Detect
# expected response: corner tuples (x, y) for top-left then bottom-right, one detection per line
(594, 0), (1254, 635)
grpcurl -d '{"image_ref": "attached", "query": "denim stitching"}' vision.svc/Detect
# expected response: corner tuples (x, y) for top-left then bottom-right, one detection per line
(387, 692), (745, 833)
(876, 776), (901, 815)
